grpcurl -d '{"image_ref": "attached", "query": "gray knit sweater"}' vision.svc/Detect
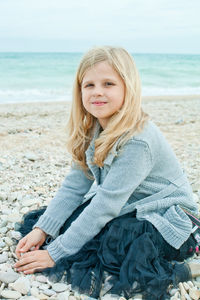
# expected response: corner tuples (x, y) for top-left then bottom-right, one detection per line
(33, 120), (198, 262)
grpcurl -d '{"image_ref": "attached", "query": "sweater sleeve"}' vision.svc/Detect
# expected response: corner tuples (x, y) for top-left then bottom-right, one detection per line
(47, 140), (153, 262)
(33, 162), (94, 238)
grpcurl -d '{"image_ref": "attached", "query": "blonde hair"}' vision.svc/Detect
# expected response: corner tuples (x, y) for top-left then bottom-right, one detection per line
(66, 46), (149, 171)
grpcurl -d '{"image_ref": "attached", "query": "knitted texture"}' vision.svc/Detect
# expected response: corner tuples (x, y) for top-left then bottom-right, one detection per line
(33, 121), (198, 262)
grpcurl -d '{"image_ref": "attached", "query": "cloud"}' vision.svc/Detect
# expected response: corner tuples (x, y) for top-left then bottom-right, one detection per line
(0, 0), (199, 52)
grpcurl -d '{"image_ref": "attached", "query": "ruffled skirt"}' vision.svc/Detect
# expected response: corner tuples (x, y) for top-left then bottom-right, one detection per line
(17, 200), (196, 300)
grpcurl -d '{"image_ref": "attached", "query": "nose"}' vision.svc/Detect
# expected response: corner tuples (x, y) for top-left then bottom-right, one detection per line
(92, 85), (104, 97)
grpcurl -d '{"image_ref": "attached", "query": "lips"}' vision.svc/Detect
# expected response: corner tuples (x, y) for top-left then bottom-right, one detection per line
(92, 101), (107, 106)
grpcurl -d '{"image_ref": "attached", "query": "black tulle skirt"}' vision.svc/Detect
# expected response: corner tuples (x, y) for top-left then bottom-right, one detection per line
(17, 199), (197, 300)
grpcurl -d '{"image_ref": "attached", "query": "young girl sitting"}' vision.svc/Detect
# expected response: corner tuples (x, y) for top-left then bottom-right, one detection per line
(15, 46), (199, 300)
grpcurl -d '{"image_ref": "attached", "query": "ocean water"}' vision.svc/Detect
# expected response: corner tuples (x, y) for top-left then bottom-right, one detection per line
(0, 52), (200, 104)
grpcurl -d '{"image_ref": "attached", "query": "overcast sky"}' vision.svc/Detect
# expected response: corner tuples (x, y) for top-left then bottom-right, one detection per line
(0, 0), (200, 53)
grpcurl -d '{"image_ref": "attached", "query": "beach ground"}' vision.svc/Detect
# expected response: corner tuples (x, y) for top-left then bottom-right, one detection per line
(0, 95), (200, 299)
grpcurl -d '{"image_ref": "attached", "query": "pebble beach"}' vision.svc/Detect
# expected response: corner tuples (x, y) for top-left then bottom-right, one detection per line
(0, 95), (200, 300)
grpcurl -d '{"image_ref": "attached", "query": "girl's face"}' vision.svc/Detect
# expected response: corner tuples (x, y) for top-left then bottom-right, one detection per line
(81, 61), (125, 129)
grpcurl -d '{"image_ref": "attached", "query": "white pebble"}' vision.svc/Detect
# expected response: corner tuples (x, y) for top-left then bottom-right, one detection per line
(12, 277), (31, 295)
(5, 236), (13, 246)
(30, 286), (40, 297)
(57, 291), (70, 300)
(1, 289), (22, 299)
(0, 270), (20, 283)
(35, 275), (48, 283)
(7, 213), (21, 223)
(0, 252), (8, 263)
(52, 282), (69, 292)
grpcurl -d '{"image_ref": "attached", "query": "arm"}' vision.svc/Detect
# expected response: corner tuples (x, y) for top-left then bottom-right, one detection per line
(33, 161), (94, 238)
(47, 140), (153, 261)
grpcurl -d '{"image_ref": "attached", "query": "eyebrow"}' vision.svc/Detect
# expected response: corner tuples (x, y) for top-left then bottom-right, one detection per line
(82, 78), (117, 85)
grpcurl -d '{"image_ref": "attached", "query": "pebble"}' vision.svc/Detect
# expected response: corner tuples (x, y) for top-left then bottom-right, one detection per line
(35, 275), (48, 283)
(0, 270), (20, 283)
(57, 291), (70, 300)
(7, 213), (22, 223)
(189, 287), (200, 300)
(10, 230), (22, 240)
(43, 289), (56, 296)
(1, 289), (22, 299)
(4, 236), (14, 246)
(0, 240), (6, 248)
(25, 152), (38, 161)
(30, 286), (40, 297)
(12, 277), (31, 295)
(0, 226), (8, 234)
(0, 252), (8, 263)
(21, 198), (39, 207)
(52, 282), (69, 292)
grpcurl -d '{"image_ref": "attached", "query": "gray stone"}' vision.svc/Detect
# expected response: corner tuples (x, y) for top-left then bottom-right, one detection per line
(35, 275), (48, 283)
(52, 282), (69, 292)
(1, 289), (22, 299)
(25, 153), (38, 161)
(4, 236), (13, 246)
(0, 252), (8, 263)
(43, 289), (56, 296)
(0, 270), (20, 283)
(12, 277), (31, 295)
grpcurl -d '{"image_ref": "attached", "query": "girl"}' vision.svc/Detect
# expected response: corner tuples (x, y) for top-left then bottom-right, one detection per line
(15, 46), (199, 300)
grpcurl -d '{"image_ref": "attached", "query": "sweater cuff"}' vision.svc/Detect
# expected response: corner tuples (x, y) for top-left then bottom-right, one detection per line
(46, 236), (72, 262)
(33, 214), (63, 238)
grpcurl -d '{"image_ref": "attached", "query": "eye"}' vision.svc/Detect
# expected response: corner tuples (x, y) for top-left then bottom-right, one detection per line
(105, 82), (114, 86)
(85, 83), (94, 88)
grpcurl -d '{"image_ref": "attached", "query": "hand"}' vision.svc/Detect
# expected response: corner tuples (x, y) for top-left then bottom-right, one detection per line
(15, 228), (47, 259)
(14, 249), (55, 274)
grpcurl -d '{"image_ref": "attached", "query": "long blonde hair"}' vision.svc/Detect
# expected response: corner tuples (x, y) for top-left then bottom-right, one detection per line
(66, 46), (149, 171)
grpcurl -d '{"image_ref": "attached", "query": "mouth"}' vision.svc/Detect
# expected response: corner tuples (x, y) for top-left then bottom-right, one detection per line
(92, 101), (107, 106)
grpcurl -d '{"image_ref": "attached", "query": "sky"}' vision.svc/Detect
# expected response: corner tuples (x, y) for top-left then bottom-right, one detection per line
(0, 0), (200, 53)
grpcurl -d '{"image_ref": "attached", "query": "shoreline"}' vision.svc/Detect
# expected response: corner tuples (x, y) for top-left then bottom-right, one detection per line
(0, 94), (200, 108)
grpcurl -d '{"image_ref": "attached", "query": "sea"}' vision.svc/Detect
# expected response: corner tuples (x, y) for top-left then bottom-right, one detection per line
(0, 52), (200, 104)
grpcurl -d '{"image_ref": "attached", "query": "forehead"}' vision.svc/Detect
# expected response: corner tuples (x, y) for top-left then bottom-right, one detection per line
(82, 61), (120, 82)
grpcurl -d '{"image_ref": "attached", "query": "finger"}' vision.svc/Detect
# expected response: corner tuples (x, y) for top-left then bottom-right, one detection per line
(14, 254), (34, 268)
(15, 239), (27, 258)
(17, 262), (38, 273)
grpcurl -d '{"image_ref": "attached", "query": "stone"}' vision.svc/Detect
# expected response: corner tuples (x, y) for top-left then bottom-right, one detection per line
(38, 293), (49, 300)
(25, 153), (38, 161)
(189, 287), (200, 300)
(10, 230), (22, 240)
(57, 291), (70, 300)
(0, 239), (6, 248)
(39, 283), (50, 290)
(0, 270), (20, 283)
(12, 277), (31, 295)
(169, 288), (179, 296)
(35, 275), (48, 283)
(0, 252), (8, 263)
(179, 282), (187, 299)
(187, 281), (194, 288)
(43, 289), (56, 296)
(0, 226), (8, 234)
(21, 198), (39, 207)
(185, 294), (192, 300)
(30, 287), (40, 297)
(19, 297), (39, 300)
(7, 213), (21, 223)
(1, 289), (22, 299)
(4, 236), (14, 246)
(52, 282), (69, 292)
(183, 282), (190, 291)
(31, 280), (40, 288)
